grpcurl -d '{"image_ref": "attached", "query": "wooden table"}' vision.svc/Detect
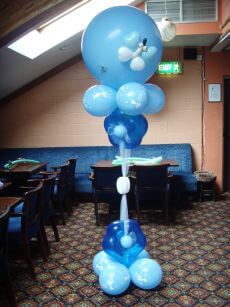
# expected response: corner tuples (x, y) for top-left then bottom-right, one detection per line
(0, 181), (12, 191)
(0, 181), (12, 195)
(93, 159), (179, 168)
(0, 197), (22, 213)
(0, 162), (47, 184)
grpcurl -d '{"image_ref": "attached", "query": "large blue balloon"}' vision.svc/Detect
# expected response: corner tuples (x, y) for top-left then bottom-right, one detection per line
(99, 262), (131, 295)
(81, 6), (162, 89)
(143, 84), (165, 114)
(116, 82), (148, 116)
(83, 85), (117, 117)
(129, 258), (163, 290)
(102, 219), (146, 267)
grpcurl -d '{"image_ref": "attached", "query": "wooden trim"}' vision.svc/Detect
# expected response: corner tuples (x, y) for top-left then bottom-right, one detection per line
(0, 54), (82, 104)
(0, 0), (82, 48)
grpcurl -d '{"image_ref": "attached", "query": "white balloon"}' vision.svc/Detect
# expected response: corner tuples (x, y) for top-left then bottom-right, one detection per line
(130, 57), (145, 71)
(120, 235), (133, 248)
(118, 47), (133, 62)
(116, 176), (130, 195)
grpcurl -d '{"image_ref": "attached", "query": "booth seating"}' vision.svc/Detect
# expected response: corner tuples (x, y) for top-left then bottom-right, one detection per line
(0, 143), (197, 200)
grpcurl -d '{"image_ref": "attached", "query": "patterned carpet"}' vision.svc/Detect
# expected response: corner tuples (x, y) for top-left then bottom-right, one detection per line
(3, 194), (230, 306)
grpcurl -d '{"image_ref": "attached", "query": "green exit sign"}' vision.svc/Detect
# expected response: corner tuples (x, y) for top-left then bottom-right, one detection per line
(157, 61), (182, 75)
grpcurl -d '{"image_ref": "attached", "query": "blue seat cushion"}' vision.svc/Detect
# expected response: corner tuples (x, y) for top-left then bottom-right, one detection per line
(171, 171), (197, 192)
(8, 217), (39, 244)
(76, 173), (92, 193)
(13, 201), (24, 213)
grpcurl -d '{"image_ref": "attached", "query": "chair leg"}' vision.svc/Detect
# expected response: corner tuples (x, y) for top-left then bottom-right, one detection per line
(65, 197), (72, 217)
(56, 200), (66, 225)
(21, 236), (36, 279)
(3, 259), (17, 306)
(95, 201), (99, 226)
(71, 186), (77, 208)
(6, 280), (17, 307)
(50, 216), (60, 242)
(164, 191), (169, 223)
(41, 224), (50, 254)
(37, 231), (48, 262)
(135, 189), (141, 223)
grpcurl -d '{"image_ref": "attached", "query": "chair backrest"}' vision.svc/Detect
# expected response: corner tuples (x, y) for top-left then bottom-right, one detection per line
(67, 158), (77, 178)
(41, 173), (56, 205)
(133, 165), (169, 190)
(56, 163), (69, 198)
(0, 206), (10, 258)
(22, 181), (43, 228)
(91, 166), (122, 191)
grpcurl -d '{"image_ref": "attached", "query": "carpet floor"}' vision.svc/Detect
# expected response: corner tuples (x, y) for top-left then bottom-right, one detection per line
(4, 194), (230, 306)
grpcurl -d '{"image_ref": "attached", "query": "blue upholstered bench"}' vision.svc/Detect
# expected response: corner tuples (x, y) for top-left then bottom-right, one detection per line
(0, 143), (197, 196)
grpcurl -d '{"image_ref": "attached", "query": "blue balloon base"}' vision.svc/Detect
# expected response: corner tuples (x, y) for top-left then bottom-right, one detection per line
(93, 220), (163, 296)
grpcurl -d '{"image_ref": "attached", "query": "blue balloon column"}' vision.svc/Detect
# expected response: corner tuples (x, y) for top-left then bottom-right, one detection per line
(81, 6), (165, 295)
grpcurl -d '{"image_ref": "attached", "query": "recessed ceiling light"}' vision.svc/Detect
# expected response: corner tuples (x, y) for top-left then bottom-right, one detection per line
(59, 45), (68, 51)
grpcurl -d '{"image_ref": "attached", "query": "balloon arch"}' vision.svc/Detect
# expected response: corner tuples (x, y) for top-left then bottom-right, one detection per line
(81, 6), (165, 295)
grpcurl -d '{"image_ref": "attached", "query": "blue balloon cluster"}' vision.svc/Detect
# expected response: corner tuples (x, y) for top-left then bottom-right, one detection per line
(81, 5), (164, 295)
(93, 219), (162, 295)
(82, 5), (165, 149)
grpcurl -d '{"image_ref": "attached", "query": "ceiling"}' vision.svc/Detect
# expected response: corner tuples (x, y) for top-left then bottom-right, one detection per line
(0, 0), (225, 102)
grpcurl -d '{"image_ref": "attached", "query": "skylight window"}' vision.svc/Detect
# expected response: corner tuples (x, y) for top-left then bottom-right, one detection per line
(8, 0), (136, 59)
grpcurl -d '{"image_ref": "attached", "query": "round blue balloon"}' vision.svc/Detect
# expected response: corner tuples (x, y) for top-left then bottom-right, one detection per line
(116, 82), (148, 116)
(99, 262), (131, 295)
(129, 258), (163, 290)
(83, 85), (117, 117)
(81, 6), (162, 89)
(136, 249), (150, 260)
(93, 250), (116, 276)
(143, 84), (165, 114)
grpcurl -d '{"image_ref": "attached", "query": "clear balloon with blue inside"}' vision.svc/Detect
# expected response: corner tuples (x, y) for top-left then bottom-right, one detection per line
(99, 262), (131, 295)
(116, 82), (148, 116)
(104, 109), (148, 149)
(129, 258), (163, 290)
(83, 84), (117, 117)
(93, 250), (117, 276)
(102, 219), (147, 268)
(143, 84), (165, 114)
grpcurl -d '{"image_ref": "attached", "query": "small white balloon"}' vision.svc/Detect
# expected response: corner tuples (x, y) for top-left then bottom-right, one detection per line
(118, 47), (133, 62)
(120, 235), (133, 248)
(116, 176), (130, 195)
(130, 57), (145, 71)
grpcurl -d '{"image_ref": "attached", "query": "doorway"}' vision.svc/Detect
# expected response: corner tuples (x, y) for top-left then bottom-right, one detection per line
(223, 77), (230, 191)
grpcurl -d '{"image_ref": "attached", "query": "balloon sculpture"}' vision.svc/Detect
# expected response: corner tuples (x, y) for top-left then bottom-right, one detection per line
(81, 6), (165, 295)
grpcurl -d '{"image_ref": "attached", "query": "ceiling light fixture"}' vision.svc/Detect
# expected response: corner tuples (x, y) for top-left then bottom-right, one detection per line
(158, 0), (176, 42)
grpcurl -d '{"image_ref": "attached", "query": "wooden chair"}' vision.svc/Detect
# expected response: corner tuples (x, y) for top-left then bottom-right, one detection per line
(8, 181), (47, 279)
(51, 158), (77, 211)
(132, 164), (170, 223)
(0, 206), (17, 306)
(25, 173), (60, 254)
(90, 165), (122, 225)
(52, 163), (70, 224)
(67, 158), (77, 206)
